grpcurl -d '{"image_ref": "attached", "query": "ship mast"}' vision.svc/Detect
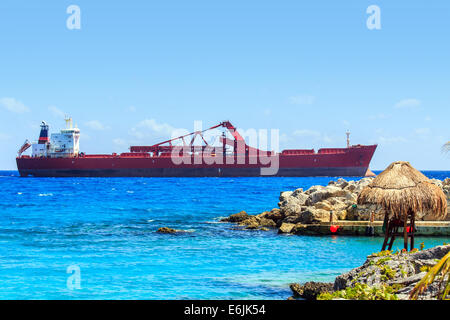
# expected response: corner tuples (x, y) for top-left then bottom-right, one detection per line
(64, 116), (73, 129)
(346, 131), (350, 148)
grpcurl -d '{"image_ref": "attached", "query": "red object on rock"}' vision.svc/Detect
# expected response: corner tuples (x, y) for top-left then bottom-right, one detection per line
(330, 225), (339, 233)
(406, 226), (411, 233)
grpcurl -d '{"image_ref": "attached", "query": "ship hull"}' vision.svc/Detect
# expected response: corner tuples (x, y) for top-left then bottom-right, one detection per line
(16, 166), (369, 177)
(16, 145), (377, 177)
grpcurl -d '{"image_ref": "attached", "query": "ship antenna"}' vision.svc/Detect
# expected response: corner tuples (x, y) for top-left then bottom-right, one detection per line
(346, 131), (350, 148)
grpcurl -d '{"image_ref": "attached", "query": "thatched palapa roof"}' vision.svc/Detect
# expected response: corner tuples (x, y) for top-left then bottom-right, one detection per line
(357, 161), (447, 220)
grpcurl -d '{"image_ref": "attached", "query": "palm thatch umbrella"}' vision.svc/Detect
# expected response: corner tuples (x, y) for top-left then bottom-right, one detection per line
(357, 161), (447, 251)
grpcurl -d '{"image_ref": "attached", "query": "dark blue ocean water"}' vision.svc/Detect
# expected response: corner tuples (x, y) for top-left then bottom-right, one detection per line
(0, 170), (448, 299)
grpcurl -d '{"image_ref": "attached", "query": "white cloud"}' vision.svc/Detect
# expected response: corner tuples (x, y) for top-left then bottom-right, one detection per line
(127, 106), (137, 112)
(113, 138), (127, 146)
(368, 113), (389, 120)
(292, 129), (334, 144)
(0, 97), (30, 113)
(0, 132), (11, 140)
(48, 105), (66, 118)
(414, 128), (432, 141)
(375, 136), (408, 145)
(288, 95), (315, 105)
(414, 128), (431, 136)
(293, 129), (322, 139)
(85, 120), (108, 131)
(279, 133), (290, 144)
(394, 98), (421, 110)
(322, 134), (333, 143)
(130, 119), (176, 139)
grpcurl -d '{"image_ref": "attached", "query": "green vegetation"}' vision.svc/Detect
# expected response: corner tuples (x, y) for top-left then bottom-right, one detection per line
(376, 257), (392, 265)
(399, 266), (407, 278)
(420, 266), (431, 273)
(317, 283), (400, 300)
(369, 250), (392, 258)
(380, 265), (396, 281)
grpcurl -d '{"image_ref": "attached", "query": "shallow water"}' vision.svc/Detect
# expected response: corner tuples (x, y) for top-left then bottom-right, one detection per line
(0, 170), (448, 299)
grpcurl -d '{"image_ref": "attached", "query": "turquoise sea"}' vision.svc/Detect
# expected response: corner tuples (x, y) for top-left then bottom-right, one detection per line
(0, 170), (448, 299)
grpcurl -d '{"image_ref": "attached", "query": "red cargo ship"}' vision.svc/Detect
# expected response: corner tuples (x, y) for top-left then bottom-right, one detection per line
(16, 119), (377, 177)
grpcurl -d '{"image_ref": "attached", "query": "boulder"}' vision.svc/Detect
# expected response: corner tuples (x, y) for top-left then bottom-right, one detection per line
(353, 177), (374, 193)
(305, 186), (349, 206)
(282, 214), (303, 224)
(300, 208), (334, 224)
(290, 282), (334, 300)
(279, 191), (293, 203)
(304, 185), (326, 195)
(443, 178), (450, 187)
(257, 208), (283, 222)
(336, 178), (349, 189)
(278, 223), (296, 234)
(278, 190), (308, 217)
(221, 211), (249, 223)
(239, 216), (260, 229)
(314, 200), (332, 211)
(239, 216), (277, 230)
(258, 217), (277, 228)
(157, 227), (178, 234)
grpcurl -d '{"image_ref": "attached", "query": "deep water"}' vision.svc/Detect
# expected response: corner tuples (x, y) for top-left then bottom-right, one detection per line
(0, 171), (448, 299)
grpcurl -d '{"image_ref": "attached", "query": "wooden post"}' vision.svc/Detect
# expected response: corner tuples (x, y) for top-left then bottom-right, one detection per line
(387, 224), (397, 251)
(410, 212), (415, 250)
(381, 215), (390, 251)
(403, 217), (408, 251)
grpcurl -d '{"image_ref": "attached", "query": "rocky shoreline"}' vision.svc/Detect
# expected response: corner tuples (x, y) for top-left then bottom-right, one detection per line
(219, 177), (450, 300)
(220, 177), (450, 235)
(288, 244), (450, 300)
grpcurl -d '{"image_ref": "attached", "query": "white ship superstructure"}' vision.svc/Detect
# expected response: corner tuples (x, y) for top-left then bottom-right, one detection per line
(29, 118), (80, 158)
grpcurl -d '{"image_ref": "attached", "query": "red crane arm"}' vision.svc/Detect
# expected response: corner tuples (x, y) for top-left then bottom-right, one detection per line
(221, 121), (245, 142)
(129, 121), (246, 153)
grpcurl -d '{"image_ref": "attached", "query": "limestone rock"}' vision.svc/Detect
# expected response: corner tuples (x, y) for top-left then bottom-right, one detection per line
(305, 186), (348, 206)
(278, 189), (308, 217)
(237, 216), (277, 230)
(290, 282), (334, 300)
(258, 217), (277, 228)
(239, 216), (260, 229)
(157, 227), (178, 234)
(334, 245), (450, 300)
(300, 208), (333, 224)
(221, 211), (248, 223)
(257, 208), (283, 223)
(278, 223), (296, 234)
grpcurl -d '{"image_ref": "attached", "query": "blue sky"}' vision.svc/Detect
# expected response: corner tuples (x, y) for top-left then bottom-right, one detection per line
(0, 0), (449, 170)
